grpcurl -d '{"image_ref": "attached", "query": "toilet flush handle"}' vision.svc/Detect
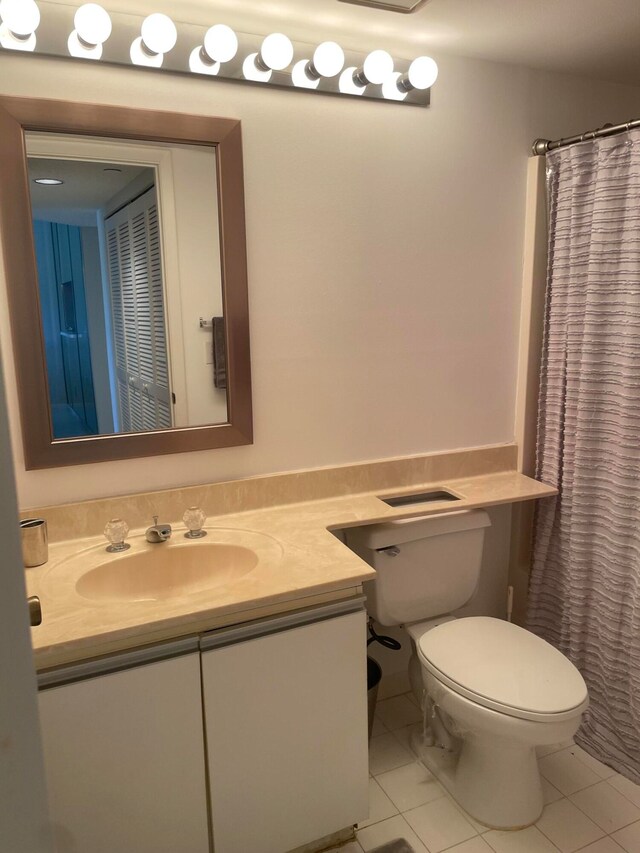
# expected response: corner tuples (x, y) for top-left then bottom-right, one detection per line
(376, 545), (400, 557)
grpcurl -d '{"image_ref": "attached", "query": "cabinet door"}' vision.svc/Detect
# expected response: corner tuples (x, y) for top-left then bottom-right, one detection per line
(38, 652), (209, 853)
(202, 609), (369, 853)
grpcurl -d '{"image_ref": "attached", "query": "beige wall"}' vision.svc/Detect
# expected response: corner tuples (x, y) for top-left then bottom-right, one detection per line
(1, 52), (640, 508)
(169, 144), (227, 427)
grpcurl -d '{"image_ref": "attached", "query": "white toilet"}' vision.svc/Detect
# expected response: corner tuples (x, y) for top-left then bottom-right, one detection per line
(346, 509), (588, 830)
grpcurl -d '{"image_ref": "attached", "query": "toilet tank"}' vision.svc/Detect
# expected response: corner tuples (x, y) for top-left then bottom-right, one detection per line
(344, 510), (491, 627)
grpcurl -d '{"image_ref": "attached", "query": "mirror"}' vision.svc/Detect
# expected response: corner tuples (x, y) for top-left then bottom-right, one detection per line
(0, 97), (252, 468)
(27, 134), (227, 438)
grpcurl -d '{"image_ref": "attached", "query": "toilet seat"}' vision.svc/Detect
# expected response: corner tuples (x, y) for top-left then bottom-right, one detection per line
(416, 616), (589, 723)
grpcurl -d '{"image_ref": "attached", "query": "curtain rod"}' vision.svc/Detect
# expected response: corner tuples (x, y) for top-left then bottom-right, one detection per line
(532, 118), (640, 156)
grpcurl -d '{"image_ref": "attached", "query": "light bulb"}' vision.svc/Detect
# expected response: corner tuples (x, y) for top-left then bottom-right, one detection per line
(131, 13), (176, 67)
(189, 46), (220, 76)
(203, 24), (237, 64)
(130, 36), (160, 66)
(258, 32), (293, 71)
(362, 49), (393, 85)
(140, 13), (177, 55)
(68, 3), (111, 59)
(298, 42), (344, 87)
(292, 59), (320, 90)
(74, 3), (111, 46)
(68, 31), (99, 58)
(243, 52), (272, 82)
(382, 71), (408, 102)
(339, 66), (365, 96)
(0, 0), (40, 37)
(311, 41), (344, 78)
(408, 55), (438, 90)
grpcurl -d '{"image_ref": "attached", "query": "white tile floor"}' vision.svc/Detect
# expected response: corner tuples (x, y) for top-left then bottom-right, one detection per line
(336, 693), (640, 853)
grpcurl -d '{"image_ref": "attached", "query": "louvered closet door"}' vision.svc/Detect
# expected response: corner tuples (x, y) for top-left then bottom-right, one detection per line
(105, 187), (172, 432)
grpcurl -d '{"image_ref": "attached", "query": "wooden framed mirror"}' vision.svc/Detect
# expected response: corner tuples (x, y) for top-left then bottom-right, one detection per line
(0, 96), (252, 469)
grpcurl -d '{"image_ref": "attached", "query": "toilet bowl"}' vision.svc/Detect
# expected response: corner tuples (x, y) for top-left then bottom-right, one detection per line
(409, 616), (588, 829)
(344, 510), (589, 830)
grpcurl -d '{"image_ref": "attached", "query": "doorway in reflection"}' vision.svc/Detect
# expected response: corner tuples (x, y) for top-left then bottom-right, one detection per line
(30, 158), (172, 439)
(33, 219), (99, 438)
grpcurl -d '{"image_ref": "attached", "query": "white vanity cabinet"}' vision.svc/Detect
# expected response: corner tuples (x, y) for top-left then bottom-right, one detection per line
(37, 598), (369, 853)
(37, 640), (210, 853)
(200, 602), (369, 853)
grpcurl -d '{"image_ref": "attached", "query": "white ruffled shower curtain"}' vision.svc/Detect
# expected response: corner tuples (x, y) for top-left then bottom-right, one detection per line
(527, 129), (640, 783)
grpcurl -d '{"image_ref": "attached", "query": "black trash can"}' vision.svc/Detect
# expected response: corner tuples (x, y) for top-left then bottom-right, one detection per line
(367, 656), (382, 741)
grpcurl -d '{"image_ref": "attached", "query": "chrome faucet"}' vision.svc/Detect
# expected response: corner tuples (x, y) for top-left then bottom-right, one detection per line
(145, 515), (172, 543)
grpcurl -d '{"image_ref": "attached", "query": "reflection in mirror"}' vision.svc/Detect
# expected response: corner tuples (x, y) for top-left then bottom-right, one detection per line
(26, 133), (228, 440)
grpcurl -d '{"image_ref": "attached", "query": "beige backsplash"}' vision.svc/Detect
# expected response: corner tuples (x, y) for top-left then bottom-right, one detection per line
(22, 443), (517, 543)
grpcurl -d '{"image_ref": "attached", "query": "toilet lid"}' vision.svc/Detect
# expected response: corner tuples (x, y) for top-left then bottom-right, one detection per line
(418, 617), (588, 721)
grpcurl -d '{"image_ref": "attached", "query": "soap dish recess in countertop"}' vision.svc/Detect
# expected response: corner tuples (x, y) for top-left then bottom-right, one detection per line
(377, 489), (460, 508)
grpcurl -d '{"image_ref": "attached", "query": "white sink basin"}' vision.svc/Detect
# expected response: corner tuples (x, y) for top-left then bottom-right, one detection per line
(75, 541), (259, 602)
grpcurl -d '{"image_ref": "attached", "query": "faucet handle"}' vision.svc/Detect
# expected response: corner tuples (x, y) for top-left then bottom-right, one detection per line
(104, 518), (131, 553)
(183, 506), (207, 539)
(28, 595), (42, 627)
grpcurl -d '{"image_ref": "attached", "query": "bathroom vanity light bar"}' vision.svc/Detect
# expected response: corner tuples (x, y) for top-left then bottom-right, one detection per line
(0, 1), (437, 106)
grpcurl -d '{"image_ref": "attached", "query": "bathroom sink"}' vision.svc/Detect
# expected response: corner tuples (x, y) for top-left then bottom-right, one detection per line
(75, 541), (259, 602)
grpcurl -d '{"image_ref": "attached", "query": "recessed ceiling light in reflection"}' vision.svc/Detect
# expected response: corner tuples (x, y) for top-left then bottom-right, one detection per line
(34, 178), (64, 185)
(339, 66), (365, 96)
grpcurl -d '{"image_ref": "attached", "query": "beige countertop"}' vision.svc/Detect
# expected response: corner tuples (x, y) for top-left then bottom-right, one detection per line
(27, 469), (556, 671)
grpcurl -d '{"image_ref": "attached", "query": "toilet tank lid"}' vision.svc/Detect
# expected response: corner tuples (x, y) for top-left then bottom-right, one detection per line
(419, 617), (588, 717)
(346, 509), (491, 550)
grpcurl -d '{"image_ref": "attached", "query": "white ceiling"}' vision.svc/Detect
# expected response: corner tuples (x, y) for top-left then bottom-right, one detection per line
(29, 158), (150, 218)
(106, 0), (640, 86)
